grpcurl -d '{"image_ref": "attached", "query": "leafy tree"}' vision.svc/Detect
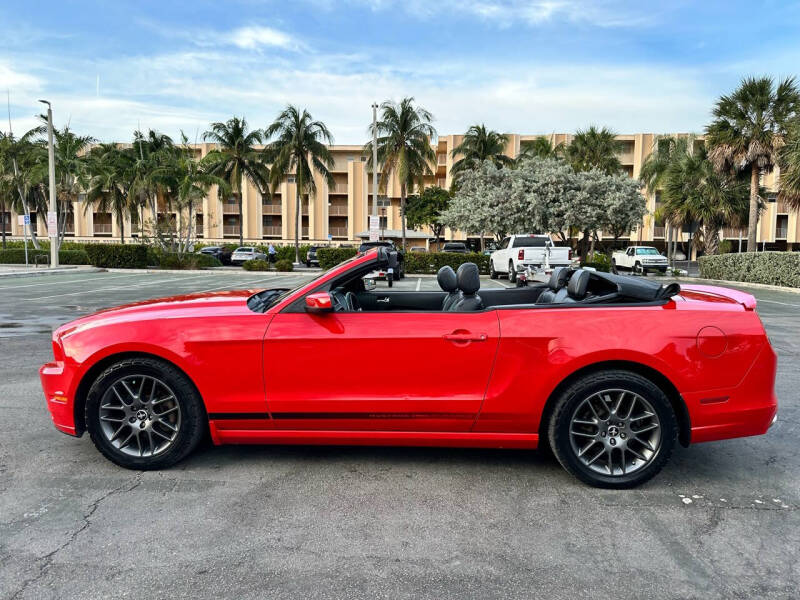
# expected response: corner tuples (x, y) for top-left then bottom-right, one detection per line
(364, 97), (437, 249)
(405, 185), (450, 243)
(202, 117), (269, 247)
(450, 125), (512, 182)
(50, 123), (94, 246)
(86, 143), (135, 244)
(566, 126), (622, 175)
(265, 106), (334, 264)
(778, 117), (800, 210)
(129, 129), (176, 237)
(0, 128), (46, 248)
(705, 76), (800, 251)
(518, 136), (564, 161)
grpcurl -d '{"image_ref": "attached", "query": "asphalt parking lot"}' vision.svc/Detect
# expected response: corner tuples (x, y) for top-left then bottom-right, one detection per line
(0, 269), (798, 599)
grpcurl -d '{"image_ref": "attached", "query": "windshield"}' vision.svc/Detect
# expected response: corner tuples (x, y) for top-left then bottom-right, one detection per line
(512, 236), (548, 247)
(636, 247), (660, 255)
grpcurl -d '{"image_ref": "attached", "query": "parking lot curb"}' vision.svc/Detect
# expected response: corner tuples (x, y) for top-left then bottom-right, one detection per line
(0, 266), (102, 279)
(675, 276), (800, 294)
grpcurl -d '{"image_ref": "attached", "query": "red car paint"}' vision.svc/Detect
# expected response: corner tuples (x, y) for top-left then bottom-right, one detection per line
(40, 249), (777, 451)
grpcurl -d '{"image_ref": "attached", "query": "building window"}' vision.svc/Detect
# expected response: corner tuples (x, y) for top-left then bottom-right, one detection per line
(1, 211), (10, 233)
(93, 212), (113, 235)
(776, 214), (788, 239)
(195, 214), (204, 238)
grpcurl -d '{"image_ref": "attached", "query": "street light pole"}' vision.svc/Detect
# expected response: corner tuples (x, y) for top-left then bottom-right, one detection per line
(371, 102), (378, 218)
(39, 100), (58, 268)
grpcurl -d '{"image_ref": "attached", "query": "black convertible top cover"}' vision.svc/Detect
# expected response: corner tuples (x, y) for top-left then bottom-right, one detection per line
(588, 270), (680, 301)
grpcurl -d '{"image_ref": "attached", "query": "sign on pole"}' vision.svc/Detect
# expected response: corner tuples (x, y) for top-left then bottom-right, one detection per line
(47, 211), (58, 237)
(368, 215), (380, 241)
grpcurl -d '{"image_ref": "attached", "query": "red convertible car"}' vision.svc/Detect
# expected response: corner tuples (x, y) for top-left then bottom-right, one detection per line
(40, 248), (777, 488)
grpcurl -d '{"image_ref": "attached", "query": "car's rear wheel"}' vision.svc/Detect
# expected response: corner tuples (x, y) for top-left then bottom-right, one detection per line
(508, 261), (517, 283)
(548, 370), (677, 488)
(85, 357), (206, 470)
(490, 260), (499, 279)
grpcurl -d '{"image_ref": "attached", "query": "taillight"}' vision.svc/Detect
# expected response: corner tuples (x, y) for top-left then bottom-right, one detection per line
(518, 249), (524, 261)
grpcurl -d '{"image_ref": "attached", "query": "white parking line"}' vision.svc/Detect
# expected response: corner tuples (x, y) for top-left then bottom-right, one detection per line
(486, 278), (514, 288)
(416, 278), (422, 291)
(758, 299), (800, 308)
(24, 273), (213, 302)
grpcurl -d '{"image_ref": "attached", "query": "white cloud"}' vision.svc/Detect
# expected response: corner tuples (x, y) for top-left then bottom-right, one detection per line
(0, 61), (42, 93)
(225, 25), (302, 51)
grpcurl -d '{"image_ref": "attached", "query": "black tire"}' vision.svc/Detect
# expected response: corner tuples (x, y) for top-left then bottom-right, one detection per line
(85, 357), (206, 470)
(611, 259), (618, 275)
(306, 261), (311, 268)
(633, 261), (643, 275)
(490, 260), (499, 279)
(508, 261), (517, 283)
(547, 370), (677, 489)
(387, 276), (393, 287)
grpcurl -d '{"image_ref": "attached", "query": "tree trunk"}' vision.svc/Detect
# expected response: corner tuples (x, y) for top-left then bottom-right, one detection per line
(237, 192), (244, 248)
(294, 178), (301, 265)
(1, 199), (6, 249)
(747, 164), (759, 252)
(705, 224), (720, 256)
(119, 211), (125, 245)
(400, 183), (407, 250)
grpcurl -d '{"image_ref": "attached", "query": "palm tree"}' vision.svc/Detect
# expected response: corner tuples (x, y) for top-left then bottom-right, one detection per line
(705, 76), (800, 251)
(52, 124), (94, 246)
(129, 129), (175, 238)
(566, 126), (622, 174)
(202, 117), (269, 247)
(659, 146), (749, 256)
(778, 117), (800, 210)
(518, 136), (564, 161)
(363, 97), (437, 249)
(265, 106), (334, 264)
(450, 125), (512, 179)
(86, 144), (135, 244)
(0, 128), (46, 248)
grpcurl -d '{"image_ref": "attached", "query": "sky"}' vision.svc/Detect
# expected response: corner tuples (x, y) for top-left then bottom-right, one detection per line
(1, 0), (800, 144)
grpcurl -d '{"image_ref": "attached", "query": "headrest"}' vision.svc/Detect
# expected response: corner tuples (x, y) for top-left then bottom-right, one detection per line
(568, 269), (590, 299)
(548, 267), (571, 290)
(456, 262), (481, 295)
(437, 265), (458, 293)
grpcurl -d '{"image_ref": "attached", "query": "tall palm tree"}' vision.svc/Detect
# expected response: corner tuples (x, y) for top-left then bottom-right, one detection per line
(778, 117), (800, 210)
(0, 128), (46, 248)
(705, 76), (800, 251)
(363, 97), (437, 249)
(450, 125), (512, 179)
(518, 136), (564, 161)
(129, 129), (175, 238)
(86, 144), (135, 244)
(659, 146), (749, 255)
(566, 126), (622, 174)
(52, 124), (94, 246)
(202, 117), (269, 247)
(265, 106), (335, 264)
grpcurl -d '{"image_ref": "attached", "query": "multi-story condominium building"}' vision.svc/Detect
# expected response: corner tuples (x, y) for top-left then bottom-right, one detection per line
(2, 133), (797, 251)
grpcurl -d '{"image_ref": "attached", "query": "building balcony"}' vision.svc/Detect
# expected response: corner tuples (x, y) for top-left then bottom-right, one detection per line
(653, 226), (665, 238)
(262, 226), (281, 237)
(723, 228), (745, 238)
(328, 204), (348, 216)
(329, 226), (348, 238)
(262, 204), (282, 215)
(223, 225), (240, 237)
(437, 154), (447, 166)
(330, 183), (349, 194)
(222, 202), (239, 214)
(93, 223), (112, 235)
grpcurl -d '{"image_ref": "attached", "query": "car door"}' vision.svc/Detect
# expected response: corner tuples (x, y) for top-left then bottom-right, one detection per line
(263, 309), (500, 432)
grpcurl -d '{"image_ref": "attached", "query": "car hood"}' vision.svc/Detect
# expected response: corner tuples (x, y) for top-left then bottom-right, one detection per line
(54, 290), (258, 338)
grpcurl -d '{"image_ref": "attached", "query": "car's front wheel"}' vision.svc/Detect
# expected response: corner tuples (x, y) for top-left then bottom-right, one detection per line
(85, 357), (206, 470)
(548, 370), (677, 488)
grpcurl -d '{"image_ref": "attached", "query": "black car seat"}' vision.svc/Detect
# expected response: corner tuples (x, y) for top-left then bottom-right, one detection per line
(562, 269), (591, 302)
(536, 267), (571, 304)
(437, 266), (461, 311)
(449, 263), (484, 311)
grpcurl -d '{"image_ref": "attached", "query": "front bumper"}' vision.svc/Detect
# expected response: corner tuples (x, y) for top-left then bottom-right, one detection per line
(39, 361), (80, 436)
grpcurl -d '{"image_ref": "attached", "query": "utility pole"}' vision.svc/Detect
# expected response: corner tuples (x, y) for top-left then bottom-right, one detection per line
(39, 100), (58, 267)
(371, 102), (378, 217)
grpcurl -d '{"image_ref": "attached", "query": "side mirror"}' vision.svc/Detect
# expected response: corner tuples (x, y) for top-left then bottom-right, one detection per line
(305, 292), (333, 314)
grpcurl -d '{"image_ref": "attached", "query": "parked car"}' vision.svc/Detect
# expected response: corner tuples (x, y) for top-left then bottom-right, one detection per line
(442, 242), (468, 254)
(490, 234), (572, 282)
(612, 246), (669, 274)
(358, 240), (404, 279)
(198, 246), (232, 265)
(409, 246), (427, 253)
(306, 246), (320, 268)
(41, 252), (777, 488)
(230, 247), (267, 265)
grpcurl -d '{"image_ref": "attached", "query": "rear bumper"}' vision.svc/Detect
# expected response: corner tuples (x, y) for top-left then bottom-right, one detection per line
(39, 361), (80, 436)
(685, 342), (778, 444)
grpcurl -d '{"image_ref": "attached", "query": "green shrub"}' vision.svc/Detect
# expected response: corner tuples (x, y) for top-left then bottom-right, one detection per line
(85, 244), (149, 268)
(584, 251), (611, 273)
(404, 251), (490, 274)
(275, 259), (294, 272)
(698, 251), (800, 288)
(158, 253), (222, 269)
(0, 248), (89, 265)
(317, 247), (358, 269)
(242, 259), (270, 271)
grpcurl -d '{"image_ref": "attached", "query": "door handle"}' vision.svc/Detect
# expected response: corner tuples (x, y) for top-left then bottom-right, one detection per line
(443, 332), (487, 342)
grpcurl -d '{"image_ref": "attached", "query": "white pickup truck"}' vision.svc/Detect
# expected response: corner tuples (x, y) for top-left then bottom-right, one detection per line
(611, 246), (669, 274)
(489, 234), (572, 282)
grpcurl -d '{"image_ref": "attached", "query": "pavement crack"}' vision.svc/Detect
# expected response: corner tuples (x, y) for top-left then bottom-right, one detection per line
(10, 473), (143, 600)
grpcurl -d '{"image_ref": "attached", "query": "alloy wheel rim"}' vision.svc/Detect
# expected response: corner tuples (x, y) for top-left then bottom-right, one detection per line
(568, 388), (661, 476)
(98, 375), (181, 457)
